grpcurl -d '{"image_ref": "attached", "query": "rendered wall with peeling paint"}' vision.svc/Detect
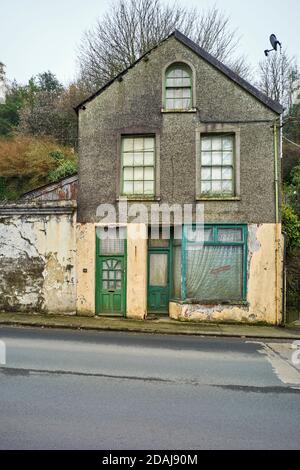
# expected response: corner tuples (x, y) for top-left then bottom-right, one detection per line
(75, 222), (282, 324)
(0, 202), (77, 314)
(169, 223), (283, 325)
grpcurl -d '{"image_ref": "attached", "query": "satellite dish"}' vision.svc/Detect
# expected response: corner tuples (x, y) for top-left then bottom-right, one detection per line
(270, 34), (281, 51)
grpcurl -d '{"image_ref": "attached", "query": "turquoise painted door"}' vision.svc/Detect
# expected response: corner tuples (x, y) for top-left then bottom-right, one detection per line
(97, 256), (125, 315)
(147, 250), (170, 313)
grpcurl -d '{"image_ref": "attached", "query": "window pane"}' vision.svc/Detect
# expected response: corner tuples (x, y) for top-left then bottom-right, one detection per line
(201, 181), (211, 193)
(218, 228), (243, 242)
(123, 139), (134, 151)
(223, 136), (233, 150)
(212, 181), (222, 192)
(212, 138), (222, 150)
(144, 167), (154, 180)
(134, 138), (144, 151)
(201, 138), (211, 151)
(144, 152), (154, 165)
(202, 152), (211, 165)
(212, 168), (222, 180)
(212, 153), (222, 165)
(149, 253), (168, 287)
(134, 167), (143, 181)
(222, 167), (232, 180)
(123, 154), (134, 166)
(144, 138), (154, 151)
(134, 181), (143, 193)
(134, 153), (143, 166)
(222, 152), (233, 165)
(124, 167), (133, 179)
(222, 181), (233, 193)
(201, 168), (211, 180)
(144, 181), (154, 194)
(186, 245), (243, 300)
(98, 228), (126, 255)
(123, 181), (133, 193)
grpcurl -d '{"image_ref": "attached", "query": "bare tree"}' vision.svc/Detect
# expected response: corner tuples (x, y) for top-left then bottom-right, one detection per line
(78, 0), (250, 91)
(257, 50), (299, 109)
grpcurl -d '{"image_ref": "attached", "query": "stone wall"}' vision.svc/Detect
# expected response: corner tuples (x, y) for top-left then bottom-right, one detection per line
(0, 202), (77, 314)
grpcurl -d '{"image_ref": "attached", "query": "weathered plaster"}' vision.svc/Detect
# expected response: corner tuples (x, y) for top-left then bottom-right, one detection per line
(126, 224), (147, 319)
(76, 223), (96, 316)
(0, 203), (76, 314)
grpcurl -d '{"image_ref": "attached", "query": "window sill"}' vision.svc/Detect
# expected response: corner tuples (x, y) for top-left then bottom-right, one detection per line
(161, 108), (197, 114)
(196, 196), (241, 201)
(117, 196), (161, 202)
(170, 299), (248, 306)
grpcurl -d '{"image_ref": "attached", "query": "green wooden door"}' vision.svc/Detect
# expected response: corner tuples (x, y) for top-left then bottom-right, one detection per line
(147, 250), (170, 313)
(98, 256), (125, 315)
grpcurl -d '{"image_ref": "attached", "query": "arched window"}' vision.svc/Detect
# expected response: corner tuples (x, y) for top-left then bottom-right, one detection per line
(165, 63), (192, 110)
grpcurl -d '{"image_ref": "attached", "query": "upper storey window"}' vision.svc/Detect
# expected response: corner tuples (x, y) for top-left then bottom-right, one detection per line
(165, 63), (192, 110)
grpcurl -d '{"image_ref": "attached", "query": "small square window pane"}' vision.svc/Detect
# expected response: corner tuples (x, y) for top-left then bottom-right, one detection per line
(218, 228), (242, 242)
(134, 153), (143, 165)
(116, 281), (121, 289)
(202, 152), (211, 165)
(212, 168), (222, 180)
(134, 167), (144, 181)
(109, 281), (115, 289)
(109, 271), (114, 280)
(223, 137), (233, 150)
(201, 181), (211, 193)
(123, 154), (134, 166)
(144, 138), (154, 151)
(181, 78), (191, 87)
(182, 98), (191, 108)
(201, 168), (211, 180)
(212, 138), (222, 150)
(123, 181), (133, 194)
(222, 152), (233, 165)
(174, 99), (182, 109)
(166, 88), (175, 98)
(222, 167), (232, 180)
(102, 281), (108, 290)
(212, 152), (222, 165)
(144, 167), (154, 180)
(124, 167), (133, 180)
(123, 138), (134, 151)
(134, 181), (143, 193)
(222, 181), (233, 193)
(144, 181), (154, 194)
(102, 271), (108, 280)
(201, 138), (211, 151)
(134, 138), (144, 151)
(204, 228), (213, 241)
(144, 152), (154, 165)
(116, 271), (122, 280)
(212, 181), (222, 192)
(166, 98), (174, 109)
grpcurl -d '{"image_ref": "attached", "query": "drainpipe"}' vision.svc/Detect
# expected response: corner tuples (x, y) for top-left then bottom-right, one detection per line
(273, 120), (282, 325)
(282, 232), (287, 325)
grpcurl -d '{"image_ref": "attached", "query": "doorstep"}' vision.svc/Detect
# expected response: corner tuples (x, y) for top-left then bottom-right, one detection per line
(1, 312), (300, 339)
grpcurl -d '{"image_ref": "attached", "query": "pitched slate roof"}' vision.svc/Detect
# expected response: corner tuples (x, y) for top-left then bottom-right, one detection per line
(75, 29), (283, 114)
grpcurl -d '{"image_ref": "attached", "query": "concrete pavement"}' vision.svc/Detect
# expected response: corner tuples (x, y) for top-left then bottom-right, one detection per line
(0, 312), (300, 339)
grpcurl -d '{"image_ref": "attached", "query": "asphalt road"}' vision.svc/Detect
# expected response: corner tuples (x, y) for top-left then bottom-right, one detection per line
(0, 326), (299, 450)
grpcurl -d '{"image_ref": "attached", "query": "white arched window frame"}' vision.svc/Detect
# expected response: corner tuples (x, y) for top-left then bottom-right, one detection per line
(164, 63), (193, 110)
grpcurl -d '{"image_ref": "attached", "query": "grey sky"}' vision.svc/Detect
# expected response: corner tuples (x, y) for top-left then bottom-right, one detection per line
(1, 0), (299, 85)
